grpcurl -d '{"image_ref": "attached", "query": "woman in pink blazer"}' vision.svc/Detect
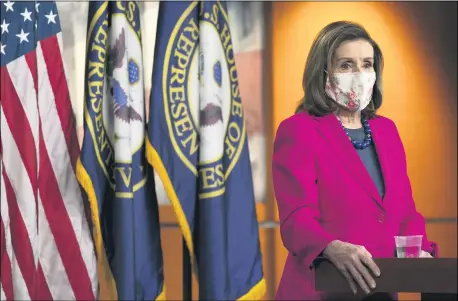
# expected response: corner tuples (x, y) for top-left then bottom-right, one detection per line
(272, 21), (437, 301)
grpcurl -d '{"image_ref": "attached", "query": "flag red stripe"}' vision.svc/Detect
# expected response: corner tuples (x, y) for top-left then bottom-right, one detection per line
(39, 36), (79, 171)
(0, 215), (14, 301)
(37, 134), (94, 300)
(2, 168), (35, 298)
(0, 68), (38, 200)
(36, 263), (53, 301)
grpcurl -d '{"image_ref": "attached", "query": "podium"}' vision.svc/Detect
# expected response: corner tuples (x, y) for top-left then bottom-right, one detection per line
(314, 258), (457, 301)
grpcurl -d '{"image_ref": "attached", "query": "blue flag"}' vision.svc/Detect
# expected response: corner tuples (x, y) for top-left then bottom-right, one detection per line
(77, 1), (165, 300)
(146, 1), (265, 299)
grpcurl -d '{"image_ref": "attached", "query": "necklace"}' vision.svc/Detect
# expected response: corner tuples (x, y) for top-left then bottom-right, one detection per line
(337, 115), (372, 149)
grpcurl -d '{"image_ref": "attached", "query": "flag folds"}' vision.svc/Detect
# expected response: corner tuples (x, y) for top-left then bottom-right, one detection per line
(147, 1), (265, 299)
(1, 1), (97, 300)
(77, 1), (165, 300)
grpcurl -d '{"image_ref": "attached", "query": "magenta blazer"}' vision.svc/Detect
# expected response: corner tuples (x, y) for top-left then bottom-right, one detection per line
(272, 112), (437, 300)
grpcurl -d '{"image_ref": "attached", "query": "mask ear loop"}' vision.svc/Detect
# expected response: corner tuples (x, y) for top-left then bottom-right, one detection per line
(324, 70), (337, 102)
(324, 70), (335, 89)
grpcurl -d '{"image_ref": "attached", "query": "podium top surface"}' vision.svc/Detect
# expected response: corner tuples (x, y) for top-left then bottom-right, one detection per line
(314, 258), (458, 294)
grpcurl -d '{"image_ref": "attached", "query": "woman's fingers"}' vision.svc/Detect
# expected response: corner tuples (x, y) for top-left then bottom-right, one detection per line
(359, 249), (381, 277)
(346, 263), (371, 294)
(338, 265), (358, 295)
(354, 258), (376, 290)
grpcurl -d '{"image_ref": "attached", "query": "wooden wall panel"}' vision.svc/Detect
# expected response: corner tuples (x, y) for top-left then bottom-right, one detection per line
(273, 227), (288, 293)
(160, 228), (199, 300)
(160, 227), (275, 300)
(426, 222), (458, 258)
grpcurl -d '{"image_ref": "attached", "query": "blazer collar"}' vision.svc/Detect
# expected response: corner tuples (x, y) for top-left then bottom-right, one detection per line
(313, 114), (387, 208)
(368, 117), (391, 202)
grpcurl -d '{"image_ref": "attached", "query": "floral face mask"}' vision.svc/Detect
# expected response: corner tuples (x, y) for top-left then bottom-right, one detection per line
(325, 71), (376, 112)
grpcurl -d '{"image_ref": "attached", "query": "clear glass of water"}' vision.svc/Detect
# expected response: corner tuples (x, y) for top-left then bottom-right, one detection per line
(394, 235), (423, 258)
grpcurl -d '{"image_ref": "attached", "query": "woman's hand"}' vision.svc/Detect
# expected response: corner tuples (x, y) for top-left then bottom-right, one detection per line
(323, 240), (381, 295)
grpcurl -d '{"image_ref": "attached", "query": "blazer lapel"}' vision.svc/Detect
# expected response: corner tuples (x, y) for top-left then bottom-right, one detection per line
(314, 114), (383, 206)
(368, 117), (391, 202)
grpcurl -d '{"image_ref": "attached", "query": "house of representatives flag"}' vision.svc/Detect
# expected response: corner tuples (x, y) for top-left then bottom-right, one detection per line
(146, 1), (265, 299)
(77, 1), (165, 300)
(0, 1), (97, 300)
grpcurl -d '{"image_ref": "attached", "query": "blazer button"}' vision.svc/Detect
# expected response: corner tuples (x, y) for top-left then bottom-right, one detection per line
(378, 213), (386, 224)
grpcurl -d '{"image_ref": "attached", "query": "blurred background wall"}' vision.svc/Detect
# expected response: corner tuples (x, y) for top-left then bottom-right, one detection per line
(57, 2), (456, 300)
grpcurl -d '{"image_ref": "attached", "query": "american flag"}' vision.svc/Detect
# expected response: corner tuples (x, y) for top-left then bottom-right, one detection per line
(0, 1), (97, 300)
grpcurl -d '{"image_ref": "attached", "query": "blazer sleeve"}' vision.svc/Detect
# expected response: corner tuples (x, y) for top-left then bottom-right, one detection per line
(272, 117), (336, 268)
(390, 121), (439, 257)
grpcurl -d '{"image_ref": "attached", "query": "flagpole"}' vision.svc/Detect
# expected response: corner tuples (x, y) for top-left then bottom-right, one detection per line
(183, 237), (192, 300)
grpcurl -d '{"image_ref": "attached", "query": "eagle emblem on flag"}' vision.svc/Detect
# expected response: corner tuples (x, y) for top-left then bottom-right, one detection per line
(200, 58), (224, 127)
(106, 27), (142, 123)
